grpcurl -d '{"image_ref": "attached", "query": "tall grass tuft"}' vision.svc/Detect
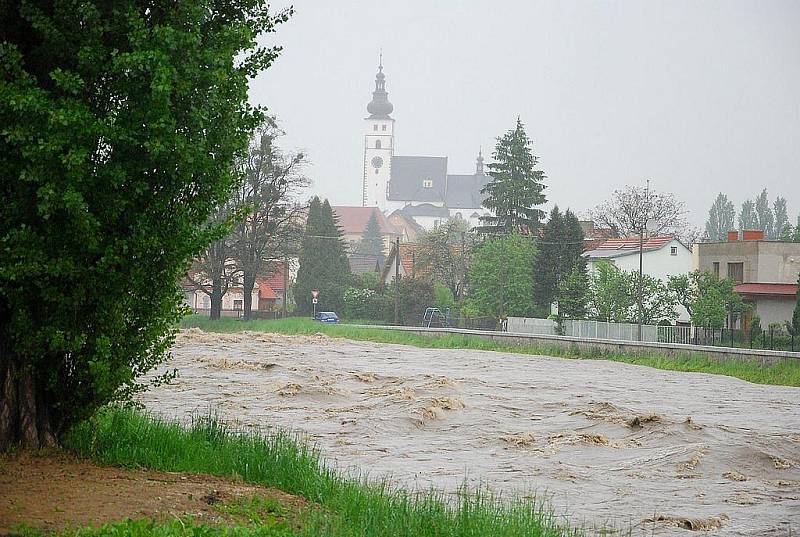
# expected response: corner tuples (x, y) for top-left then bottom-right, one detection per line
(64, 407), (579, 537)
(179, 315), (800, 386)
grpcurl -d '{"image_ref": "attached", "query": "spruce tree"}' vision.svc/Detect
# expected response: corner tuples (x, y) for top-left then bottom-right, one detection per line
(356, 212), (385, 257)
(534, 206), (585, 312)
(477, 118), (547, 235)
(791, 273), (800, 338)
(295, 198), (351, 314)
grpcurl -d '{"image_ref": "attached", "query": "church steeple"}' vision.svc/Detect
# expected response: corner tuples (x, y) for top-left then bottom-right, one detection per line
(476, 147), (485, 175)
(367, 59), (393, 119)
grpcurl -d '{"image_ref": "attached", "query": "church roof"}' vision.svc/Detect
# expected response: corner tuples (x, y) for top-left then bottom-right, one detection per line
(388, 156), (447, 202)
(444, 173), (489, 209)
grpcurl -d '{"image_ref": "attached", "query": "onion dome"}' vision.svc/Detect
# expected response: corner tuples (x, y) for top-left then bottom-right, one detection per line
(367, 63), (393, 118)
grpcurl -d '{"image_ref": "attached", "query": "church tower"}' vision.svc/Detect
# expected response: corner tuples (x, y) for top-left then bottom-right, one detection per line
(362, 61), (394, 210)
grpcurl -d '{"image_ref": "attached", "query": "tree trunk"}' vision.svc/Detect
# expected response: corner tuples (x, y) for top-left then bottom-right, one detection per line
(242, 271), (255, 321)
(210, 276), (223, 320)
(0, 357), (58, 451)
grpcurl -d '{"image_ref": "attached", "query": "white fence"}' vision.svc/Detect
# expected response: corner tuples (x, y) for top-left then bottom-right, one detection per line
(507, 317), (692, 344)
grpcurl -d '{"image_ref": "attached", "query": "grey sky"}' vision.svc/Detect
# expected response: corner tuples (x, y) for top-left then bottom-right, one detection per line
(250, 1), (800, 227)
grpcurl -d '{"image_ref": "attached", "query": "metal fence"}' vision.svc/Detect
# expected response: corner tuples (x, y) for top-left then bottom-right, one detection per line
(506, 317), (798, 352)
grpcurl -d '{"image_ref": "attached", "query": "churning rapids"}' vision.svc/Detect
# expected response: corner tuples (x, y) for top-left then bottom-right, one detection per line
(138, 329), (800, 536)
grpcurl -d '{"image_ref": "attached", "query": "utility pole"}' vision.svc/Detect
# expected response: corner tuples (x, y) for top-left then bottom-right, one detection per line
(394, 237), (400, 325)
(637, 179), (650, 341)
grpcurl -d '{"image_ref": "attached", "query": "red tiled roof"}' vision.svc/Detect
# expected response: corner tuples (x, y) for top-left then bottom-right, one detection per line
(257, 282), (277, 300)
(735, 283), (798, 296)
(262, 262), (285, 291)
(595, 235), (676, 251)
(332, 206), (401, 236)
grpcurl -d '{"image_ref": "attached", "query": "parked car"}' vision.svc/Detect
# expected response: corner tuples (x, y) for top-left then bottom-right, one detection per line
(314, 311), (339, 324)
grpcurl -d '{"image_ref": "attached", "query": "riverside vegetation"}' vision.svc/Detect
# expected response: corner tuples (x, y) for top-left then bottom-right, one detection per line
(12, 407), (578, 537)
(181, 316), (800, 387)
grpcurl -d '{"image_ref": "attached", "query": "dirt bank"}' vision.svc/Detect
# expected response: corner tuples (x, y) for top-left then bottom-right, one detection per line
(0, 454), (306, 533)
(138, 329), (800, 536)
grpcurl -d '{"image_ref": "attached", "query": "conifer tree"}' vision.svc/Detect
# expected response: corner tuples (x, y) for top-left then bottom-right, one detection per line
(558, 264), (590, 320)
(356, 212), (385, 257)
(534, 207), (585, 311)
(477, 118), (547, 235)
(295, 198), (351, 314)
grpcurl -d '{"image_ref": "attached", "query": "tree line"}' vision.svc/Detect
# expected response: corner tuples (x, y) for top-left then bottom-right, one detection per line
(705, 190), (800, 242)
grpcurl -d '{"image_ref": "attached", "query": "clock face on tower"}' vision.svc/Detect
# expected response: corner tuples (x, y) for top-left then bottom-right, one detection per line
(371, 156), (384, 169)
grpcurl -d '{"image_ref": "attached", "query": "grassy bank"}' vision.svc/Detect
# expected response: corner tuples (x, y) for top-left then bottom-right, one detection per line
(60, 407), (576, 537)
(180, 315), (800, 387)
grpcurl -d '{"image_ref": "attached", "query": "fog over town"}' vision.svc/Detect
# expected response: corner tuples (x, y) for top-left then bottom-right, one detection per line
(252, 0), (800, 225)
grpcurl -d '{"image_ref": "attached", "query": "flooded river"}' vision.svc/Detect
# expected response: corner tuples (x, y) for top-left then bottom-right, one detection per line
(139, 329), (800, 536)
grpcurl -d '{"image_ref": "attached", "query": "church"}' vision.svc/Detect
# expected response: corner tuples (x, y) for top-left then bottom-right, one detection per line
(361, 62), (492, 230)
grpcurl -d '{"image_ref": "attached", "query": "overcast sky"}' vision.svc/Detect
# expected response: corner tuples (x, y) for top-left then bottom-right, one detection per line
(250, 0), (800, 227)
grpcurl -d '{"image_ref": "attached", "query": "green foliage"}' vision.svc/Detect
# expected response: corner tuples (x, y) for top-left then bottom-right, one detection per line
(534, 206), (584, 309)
(557, 265), (590, 320)
(588, 261), (634, 322)
(27, 518), (299, 537)
(390, 277), (435, 325)
(355, 212), (385, 257)
(417, 219), (473, 298)
(342, 287), (386, 321)
(466, 234), (537, 319)
(433, 283), (456, 313)
(638, 273), (679, 325)
(477, 118), (547, 235)
(738, 200), (757, 231)
(0, 0), (290, 446)
(705, 193), (736, 242)
(668, 271), (746, 328)
(789, 273), (800, 337)
(754, 188), (774, 238)
(65, 407), (576, 537)
(295, 198), (352, 314)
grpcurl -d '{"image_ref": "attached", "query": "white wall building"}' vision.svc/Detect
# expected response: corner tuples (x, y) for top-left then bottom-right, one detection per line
(584, 235), (693, 322)
(361, 62), (492, 231)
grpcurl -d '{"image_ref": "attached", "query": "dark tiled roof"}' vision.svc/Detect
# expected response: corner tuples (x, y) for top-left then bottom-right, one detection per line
(388, 156), (447, 202)
(347, 254), (383, 275)
(400, 203), (450, 217)
(444, 173), (489, 209)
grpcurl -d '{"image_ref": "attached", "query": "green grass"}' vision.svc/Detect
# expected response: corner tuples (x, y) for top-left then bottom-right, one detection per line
(63, 407), (578, 537)
(18, 519), (299, 537)
(179, 315), (800, 386)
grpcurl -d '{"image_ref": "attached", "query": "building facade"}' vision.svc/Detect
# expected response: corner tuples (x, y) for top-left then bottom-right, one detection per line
(361, 62), (492, 230)
(695, 230), (800, 327)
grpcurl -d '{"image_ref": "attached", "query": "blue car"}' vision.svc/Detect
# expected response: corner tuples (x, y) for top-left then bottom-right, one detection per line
(314, 311), (339, 323)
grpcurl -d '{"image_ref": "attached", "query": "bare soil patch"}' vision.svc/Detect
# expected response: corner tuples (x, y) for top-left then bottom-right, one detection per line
(0, 454), (307, 533)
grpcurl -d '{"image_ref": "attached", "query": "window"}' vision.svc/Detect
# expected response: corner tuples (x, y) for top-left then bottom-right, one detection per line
(712, 262), (720, 277)
(233, 299), (243, 310)
(203, 296), (210, 309)
(670, 246), (677, 256)
(727, 262), (744, 284)
(375, 139), (381, 149)
(373, 124), (378, 131)
(382, 124), (387, 131)
(423, 179), (433, 188)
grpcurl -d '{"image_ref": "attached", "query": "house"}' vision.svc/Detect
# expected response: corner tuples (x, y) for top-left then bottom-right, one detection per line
(347, 254), (384, 276)
(695, 230), (800, 327)
(387, 209), (425, 243)
(332, 205), (401, 255)
(381, 243), (425, 284)
(584, 234), (693, 322)
(579, 220), (618, 252)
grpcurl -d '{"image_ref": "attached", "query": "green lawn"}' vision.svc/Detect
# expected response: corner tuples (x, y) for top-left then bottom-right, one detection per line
(54, 407), (578, 537)
(180, 315), (800, 387)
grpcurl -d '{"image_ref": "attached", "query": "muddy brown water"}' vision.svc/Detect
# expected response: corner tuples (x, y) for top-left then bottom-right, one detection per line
(138, 329), (800, 536)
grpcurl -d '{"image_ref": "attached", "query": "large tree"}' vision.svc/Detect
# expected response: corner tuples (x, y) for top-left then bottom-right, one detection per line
(668, 271), (745, 328)
(356, 212), (385, 257)
(533, 206), (585, 312)
(557, 264), (590, 320)
(464, 234), (537, 320)
(232, 121), (307, 320)
(294, 198), (351, 314)
(705, 193), (736, 242)
(416, 218), (474, 299)
(590, 184), (686, 238)
(738, 200), (757, 232)
(773, 197), (790, 240)
(754, 189), (774, 239)
(0, 0), (290, 449)
(477, 118), (547, 235)
(588, 261), (635, 322)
